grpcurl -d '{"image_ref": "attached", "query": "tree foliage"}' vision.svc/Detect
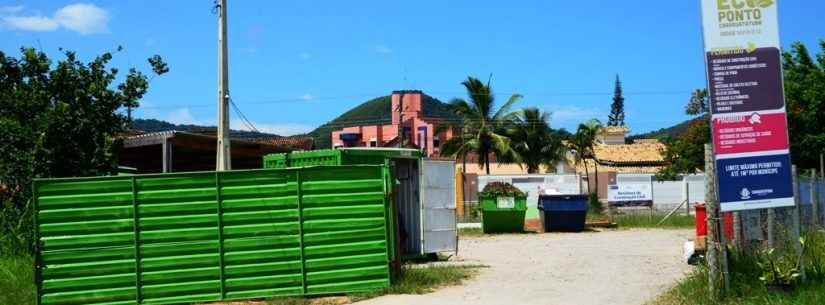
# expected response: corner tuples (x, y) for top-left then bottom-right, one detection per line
(568, 119), (603, 186)
(505, 107), (566, 174)
(0, 47), (167, 250)
(440, 76), (521, 174)
(783, 41), (825, 168)
(607, 75), (625, 127)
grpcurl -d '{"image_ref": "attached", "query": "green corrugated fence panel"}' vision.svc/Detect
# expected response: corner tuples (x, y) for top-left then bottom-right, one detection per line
(35, 166), (390, 305)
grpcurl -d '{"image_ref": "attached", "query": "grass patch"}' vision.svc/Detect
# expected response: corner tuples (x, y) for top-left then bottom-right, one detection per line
(612, 213), (694, 229)
(0, 254), (35, 305)
(350, 265), (481, 301)
(649, 266), (825, 305)
(266, 265), (482, 305)
(649, 230), (825, 305)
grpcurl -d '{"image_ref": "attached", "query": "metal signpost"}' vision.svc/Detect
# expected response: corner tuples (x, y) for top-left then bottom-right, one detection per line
(700, 0), (794, 213)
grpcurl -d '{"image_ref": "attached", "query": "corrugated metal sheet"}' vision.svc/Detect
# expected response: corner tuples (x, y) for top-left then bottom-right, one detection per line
(420, 160), (457, 253)
(34, 166), (391, 305)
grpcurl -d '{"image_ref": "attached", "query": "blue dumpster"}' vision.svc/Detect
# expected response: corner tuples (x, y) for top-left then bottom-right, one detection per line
(538, 194), (589, 232)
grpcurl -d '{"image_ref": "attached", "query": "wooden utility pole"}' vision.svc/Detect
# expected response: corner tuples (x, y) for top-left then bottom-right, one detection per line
(216, 0), (231, 170)
(704, 144), (725, 300)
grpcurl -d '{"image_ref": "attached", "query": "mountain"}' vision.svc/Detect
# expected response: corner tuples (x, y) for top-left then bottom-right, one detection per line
(131, 118), (282, 139)
(309, 94), (459, 149)
(628, 116), (706, 141)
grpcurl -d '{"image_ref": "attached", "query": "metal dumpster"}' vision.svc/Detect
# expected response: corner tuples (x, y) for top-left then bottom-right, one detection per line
(538, 194), (588, 232)
(479, 195), (527, 233)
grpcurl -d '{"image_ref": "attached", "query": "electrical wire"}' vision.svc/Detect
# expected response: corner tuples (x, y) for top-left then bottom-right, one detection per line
(228, 98), (261, 134)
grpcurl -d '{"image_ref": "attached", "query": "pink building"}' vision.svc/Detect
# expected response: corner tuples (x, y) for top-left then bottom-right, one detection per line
(331, 90), (455, 157)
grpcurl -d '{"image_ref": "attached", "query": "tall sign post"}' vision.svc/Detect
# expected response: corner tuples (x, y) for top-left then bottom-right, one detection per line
(700, 0), (794, 213)
(700, 0), (794, 298)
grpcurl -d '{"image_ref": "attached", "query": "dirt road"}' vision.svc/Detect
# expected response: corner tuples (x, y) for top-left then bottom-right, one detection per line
(355, 229), (693, 305)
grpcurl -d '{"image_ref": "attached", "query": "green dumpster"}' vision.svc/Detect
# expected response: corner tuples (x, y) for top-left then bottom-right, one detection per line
(479, 182), (527, 233)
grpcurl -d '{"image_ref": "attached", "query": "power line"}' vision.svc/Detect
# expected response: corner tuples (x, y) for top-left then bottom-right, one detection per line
(229, 98), (261, 134)
(137, 90), (692, 110)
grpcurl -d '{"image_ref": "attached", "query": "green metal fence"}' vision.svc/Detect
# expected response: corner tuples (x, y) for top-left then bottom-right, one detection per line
(34, 165), (392, 305)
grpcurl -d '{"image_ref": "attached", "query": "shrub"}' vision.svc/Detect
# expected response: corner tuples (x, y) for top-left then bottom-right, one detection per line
(479, 182), (525, 198)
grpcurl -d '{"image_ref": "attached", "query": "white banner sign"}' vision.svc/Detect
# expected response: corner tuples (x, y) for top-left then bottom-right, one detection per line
(608, 184), (653, 205)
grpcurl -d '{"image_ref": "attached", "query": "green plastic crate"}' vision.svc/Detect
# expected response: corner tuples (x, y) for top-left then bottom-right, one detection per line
(479, 195), (527, 233)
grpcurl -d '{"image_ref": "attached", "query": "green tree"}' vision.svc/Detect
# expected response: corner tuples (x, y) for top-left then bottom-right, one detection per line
(0, 47), (167, 251)
(685, 88), (709, 116)
(607, 75), (625, 127)
(568, 119), (602, 190)
(506, 107), (566, 174)
(441, 76), (521, 175)
(783, 41), (825, 168)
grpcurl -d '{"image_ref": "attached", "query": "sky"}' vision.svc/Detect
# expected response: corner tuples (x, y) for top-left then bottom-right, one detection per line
(1, 1), (824, 136)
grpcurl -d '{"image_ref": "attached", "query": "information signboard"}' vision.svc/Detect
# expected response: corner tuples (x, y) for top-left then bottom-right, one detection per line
(700, 0), (795, 212)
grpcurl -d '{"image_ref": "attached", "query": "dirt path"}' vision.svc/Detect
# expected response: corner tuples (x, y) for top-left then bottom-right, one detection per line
(355, 229), (693, 305)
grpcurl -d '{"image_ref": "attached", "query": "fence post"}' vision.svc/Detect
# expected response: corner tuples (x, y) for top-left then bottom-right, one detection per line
(812, 169), (819, 226)
(704, 144), (725, 300)
(685, 180), (691, 215)
(792, 166), (805, 282)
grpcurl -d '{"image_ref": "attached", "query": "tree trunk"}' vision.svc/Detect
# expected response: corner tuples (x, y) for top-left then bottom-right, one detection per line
(485, 153), (491, 175)
(594, 159), (600, 198)
(583, 160), (591, 194)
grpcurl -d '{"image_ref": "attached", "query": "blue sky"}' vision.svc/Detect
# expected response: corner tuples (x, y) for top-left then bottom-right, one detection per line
(2, 1), (824, 135)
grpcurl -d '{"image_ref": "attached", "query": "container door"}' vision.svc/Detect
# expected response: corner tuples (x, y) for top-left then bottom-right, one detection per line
(420, 159), (457, 254)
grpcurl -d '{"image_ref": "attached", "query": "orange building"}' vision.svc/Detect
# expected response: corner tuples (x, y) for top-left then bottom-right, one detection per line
(331, 90), (455, 157)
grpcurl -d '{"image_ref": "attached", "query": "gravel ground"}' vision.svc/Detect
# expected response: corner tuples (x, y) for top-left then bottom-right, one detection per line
(354, 229), (693, 305)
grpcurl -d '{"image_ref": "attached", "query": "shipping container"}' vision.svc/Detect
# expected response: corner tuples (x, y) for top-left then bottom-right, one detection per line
(33, 165), (392, 305)
(264, 148), (457, 258)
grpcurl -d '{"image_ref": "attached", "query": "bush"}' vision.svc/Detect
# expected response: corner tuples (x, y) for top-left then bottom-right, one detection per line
(480, 182), (525, 198)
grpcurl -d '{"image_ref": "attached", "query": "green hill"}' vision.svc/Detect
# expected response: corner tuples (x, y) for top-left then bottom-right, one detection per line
(628, 116), (707, 141)
(309, 94), (458, 148)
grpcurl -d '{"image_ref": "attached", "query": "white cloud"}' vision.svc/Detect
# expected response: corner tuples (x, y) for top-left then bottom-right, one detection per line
(299, 52), (312, 60)
(54, 3), (109, 34)
(166, 108), (205, 126)
(2, 16), (58, 31)
(374, 45), (392, 54)
(1, 3), (109, 35)
(299, 94), (315, 101)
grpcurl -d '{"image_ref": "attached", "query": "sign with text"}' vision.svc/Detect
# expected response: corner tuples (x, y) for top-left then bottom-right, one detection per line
(607, 184), (653, 207)
(701, 0), (794, 212)
(712, 112), (789, 155)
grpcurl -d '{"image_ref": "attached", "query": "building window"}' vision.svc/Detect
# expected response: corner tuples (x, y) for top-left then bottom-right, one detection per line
(369, 140), (377, 147)
(433, 136), (440, 148)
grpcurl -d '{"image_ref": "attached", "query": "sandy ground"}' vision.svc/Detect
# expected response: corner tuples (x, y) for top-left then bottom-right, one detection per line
(354, 229), (693, 305)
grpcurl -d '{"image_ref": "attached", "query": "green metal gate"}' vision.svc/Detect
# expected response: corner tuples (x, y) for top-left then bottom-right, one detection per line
(34, 165), (391, 305)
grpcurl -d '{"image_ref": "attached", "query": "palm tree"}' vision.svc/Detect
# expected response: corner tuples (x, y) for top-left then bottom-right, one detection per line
(568, 119), (602, 192)
(506, 107), (566, 174)
(440, 76), (521, 175)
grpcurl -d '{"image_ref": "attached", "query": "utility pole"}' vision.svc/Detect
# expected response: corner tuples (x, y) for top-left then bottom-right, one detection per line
(216, 0), (231, 170)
